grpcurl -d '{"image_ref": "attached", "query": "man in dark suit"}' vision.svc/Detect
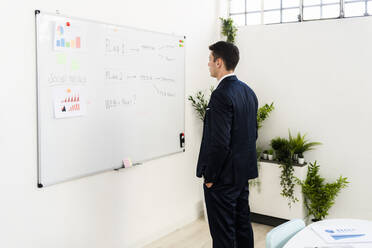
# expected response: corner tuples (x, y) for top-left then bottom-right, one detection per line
(196, 41), (258, 248)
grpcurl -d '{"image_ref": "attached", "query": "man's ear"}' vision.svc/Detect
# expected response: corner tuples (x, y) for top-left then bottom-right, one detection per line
(216, 58), (223, 68)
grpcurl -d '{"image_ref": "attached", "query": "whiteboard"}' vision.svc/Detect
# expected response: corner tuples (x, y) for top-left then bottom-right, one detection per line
(35, 11), (185, 187)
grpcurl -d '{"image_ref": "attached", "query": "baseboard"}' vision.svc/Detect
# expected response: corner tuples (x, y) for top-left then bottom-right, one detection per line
(251, 212), (289, 227)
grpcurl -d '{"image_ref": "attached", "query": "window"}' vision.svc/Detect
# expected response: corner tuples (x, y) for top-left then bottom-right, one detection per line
(303, 0), (341, 20)
(283, 0), (301, 22)
(229, 0), (372, 26)
(369, 0), (372, 14)
(344, 0), (368, 17)
(263, 0), (300, 24)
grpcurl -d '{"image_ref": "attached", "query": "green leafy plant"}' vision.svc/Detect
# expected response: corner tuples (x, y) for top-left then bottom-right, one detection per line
(288, 130), (300, 160)
(188, 86), (214, 121)
(257, 103), (275, 130)
(220, 17), (238, 44)
(256, 147), (263, 159)
(251, 102), (274, 187)
(268, 149), (274, 155)
(270, 136), (297, 206)
(280, 161), (297, 207)
(290, 131), (322, 157)
(296, 161), (349, 221)
(271, 132), (322, 207)
(270, 137), (290, 162)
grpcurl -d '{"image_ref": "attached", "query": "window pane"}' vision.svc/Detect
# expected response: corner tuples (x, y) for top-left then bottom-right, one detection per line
(230, 14), (245, 26)
(344, 1), (366, 17)
(230, 0), (245, 14)
(282, 8), (300, 22)
(303, 0), (321, 7)
(246, 13), (261, 25)
(264, 0), (280, 10)
(323, 0), (340, 4)
(283, 0), (300, 8)
(303, 6), (321, 19)
(247, 0), (261, 11)
(264, 10), (281, 24)
(368, 0), (372, 15)
(322, 4), (340, 18)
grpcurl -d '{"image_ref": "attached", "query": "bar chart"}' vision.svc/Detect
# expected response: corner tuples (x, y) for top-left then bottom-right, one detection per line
(54, 23), (83, 50)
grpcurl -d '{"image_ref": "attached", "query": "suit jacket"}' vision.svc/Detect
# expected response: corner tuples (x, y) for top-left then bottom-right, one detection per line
(196, 75), (258, 186)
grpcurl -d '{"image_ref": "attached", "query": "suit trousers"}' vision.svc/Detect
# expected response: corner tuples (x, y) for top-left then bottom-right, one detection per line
(204, 182), (253, 248)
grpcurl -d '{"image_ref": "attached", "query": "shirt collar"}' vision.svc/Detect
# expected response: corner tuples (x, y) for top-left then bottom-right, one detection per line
(217, 73), (235, 86)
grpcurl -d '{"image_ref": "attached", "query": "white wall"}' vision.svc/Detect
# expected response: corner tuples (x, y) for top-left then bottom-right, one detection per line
(0, 0), (220, 247)
(236, 17), (372, 220)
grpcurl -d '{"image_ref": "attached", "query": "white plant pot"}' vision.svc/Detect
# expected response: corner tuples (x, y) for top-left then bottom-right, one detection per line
(268, 154), (273, 160)
(298, 158), (305, 165)
(263, 154), (268, 160)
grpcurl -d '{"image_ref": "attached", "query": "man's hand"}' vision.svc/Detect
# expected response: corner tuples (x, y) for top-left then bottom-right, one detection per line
(205, 182), (214, 188)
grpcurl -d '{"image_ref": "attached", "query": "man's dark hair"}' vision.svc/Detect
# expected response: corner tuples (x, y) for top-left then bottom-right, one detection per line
(209, 41), (240, 71)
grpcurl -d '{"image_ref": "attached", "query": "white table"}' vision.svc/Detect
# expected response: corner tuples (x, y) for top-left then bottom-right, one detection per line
(284, 219), (372, 248)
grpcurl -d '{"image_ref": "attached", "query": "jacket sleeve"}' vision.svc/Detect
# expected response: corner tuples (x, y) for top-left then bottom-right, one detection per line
(204, 89), (233, 183)
(255, 95), (258, 140)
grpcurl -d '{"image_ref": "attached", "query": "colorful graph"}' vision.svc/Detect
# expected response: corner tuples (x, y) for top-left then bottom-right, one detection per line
(55, 22), (82, 50)
(68, 104), (80, 112)
(56, 35), (81, 49)
(61, 95), (80, 103)
(57, 25), (64, 35)
(60, 94), (81, 112)
(54, 87), (85, 119)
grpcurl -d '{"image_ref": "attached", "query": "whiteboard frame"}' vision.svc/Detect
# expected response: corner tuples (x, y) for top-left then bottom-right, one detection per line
(35, 10), (186, 188)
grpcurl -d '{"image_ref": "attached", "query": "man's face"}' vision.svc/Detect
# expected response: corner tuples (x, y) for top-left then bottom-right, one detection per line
(208, 52), (220, 78)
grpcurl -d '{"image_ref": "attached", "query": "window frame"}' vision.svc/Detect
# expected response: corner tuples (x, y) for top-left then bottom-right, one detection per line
(228, 0), (372, 26)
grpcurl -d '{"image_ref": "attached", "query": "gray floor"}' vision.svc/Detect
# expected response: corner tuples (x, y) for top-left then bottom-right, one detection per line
(144, 217), (273, 248)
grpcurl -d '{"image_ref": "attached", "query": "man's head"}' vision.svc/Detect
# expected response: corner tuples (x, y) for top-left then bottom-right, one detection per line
(208, 41), (240, 79)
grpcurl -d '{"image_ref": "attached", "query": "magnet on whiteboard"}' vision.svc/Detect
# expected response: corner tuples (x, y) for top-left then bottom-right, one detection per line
(123, 158), (133, 168)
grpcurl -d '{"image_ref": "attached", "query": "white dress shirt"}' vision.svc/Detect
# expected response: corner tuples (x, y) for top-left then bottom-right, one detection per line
(217, 73), (235, 87)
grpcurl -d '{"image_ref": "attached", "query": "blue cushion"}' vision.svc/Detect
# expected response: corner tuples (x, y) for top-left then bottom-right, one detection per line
(266, 219), (306, 248)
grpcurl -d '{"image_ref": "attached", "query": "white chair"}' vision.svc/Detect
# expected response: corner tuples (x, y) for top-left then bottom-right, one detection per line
(266, 219), (306, 248)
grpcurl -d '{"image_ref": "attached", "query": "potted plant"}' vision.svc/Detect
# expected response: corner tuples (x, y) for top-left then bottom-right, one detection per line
(268, 149), (274, 161)
(270, 137), (292, 163)
(257, 103), (274, 129)
(263, 150), (268, 160)
(188, 86), (214, 121)
(256, 147), (263, 160)
(220, 17), (238, 44)
(296, 161), (349, 221)
(291, 131), (322, 164)
(298, 154), (305, 165)
(270, 137), (298, 206)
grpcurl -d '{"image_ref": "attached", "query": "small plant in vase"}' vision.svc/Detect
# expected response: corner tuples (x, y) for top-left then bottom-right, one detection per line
(263, 150), (268, 160)
(290, 131), (322, 165)
(268, 149), (274, 161)
(298, 153), (305, 165)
